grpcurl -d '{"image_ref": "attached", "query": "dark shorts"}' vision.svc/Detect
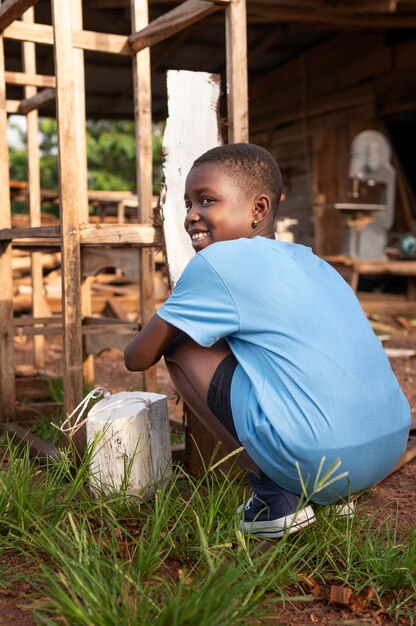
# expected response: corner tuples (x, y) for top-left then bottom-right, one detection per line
(207, 353), (240, 443)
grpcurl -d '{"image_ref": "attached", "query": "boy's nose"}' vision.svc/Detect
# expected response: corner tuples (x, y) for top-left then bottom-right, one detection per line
(184, 207), (200, 227)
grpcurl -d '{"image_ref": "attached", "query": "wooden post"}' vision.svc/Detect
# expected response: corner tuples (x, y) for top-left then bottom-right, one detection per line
(22, 7), (44, 369)
(0, 20), (16, 422)
(51, 0), (84, 449)
(225, 0), (248, 143)
(70, 0), (94, 385)
(131, 0), (156, 390)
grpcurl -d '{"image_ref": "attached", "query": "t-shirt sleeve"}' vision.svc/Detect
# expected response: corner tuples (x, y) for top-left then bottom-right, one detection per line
(157, 254), (240, 347)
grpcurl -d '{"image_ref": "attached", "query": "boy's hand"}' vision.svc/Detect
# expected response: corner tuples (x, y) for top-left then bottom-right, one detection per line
(124, 314), (181, 371)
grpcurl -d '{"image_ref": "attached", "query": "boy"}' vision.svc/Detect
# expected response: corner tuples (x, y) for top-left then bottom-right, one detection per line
(125, 143), (411, 539)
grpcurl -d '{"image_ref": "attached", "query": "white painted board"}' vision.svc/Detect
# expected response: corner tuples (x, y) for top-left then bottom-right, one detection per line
(161, 70), (222, 288)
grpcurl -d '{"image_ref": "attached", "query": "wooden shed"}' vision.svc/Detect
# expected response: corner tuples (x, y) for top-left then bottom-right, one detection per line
(1, 0), (416, 465)
(5, 0), (416, 253)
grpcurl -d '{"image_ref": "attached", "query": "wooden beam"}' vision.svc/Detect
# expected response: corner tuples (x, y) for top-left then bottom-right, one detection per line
(353, 259), (416, 276)
(14, 322), (140, 337)
(4, 21), (132, 55)
(14, 316), (62, 326)
(6, 98), (19, 113)
(17, 87), (55, 114)
(15, 403), (63, 423)
(72, 0), (93, 385)
(87, 190), (138, 202)
(225, 0), (248, 143)
(72, 29), (131, 56)
(80, 223), (162, 246)
(387, 436), (416, 476)
(0, 422), (61, 462)
(5, 70), (56, 88)
(23, 6), (44, 369)
(0, 225), (60, 240)
(247, 3), (416, 28)
(128, 0), (220, 53)
(51, 0), (84, 449)
(0, 0), (39, 32)
(4, 21), (54, 45)
(131, 0), (157, 392)
(0, 28), (16, 423)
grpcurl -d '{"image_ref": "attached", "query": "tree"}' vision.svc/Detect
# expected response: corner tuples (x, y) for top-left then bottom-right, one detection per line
(8, 117), (164, 214)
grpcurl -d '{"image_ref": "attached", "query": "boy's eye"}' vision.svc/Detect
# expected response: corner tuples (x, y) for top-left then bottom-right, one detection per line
(200, 197), (213, 205)
(185, 202), (192, 212)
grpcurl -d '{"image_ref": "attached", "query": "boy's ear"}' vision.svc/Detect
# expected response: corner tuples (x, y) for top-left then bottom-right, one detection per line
(253, 193), (272, 222)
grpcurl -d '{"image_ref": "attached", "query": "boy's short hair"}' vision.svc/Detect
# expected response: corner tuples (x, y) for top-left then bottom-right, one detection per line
(192, 143), (283, 215)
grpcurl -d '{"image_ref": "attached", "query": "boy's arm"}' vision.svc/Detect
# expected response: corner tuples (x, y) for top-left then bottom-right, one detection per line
(124, 313), (181, 371)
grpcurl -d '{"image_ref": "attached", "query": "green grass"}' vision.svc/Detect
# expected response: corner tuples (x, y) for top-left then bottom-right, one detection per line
(0, 435), (415, 625)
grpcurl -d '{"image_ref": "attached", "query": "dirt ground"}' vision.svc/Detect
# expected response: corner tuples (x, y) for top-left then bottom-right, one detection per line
(3, 328), (416, 625)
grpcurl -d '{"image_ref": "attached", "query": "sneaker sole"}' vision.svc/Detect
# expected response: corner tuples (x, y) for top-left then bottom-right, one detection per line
(324, 500), (356, 519)
(238, 505), (316, 539)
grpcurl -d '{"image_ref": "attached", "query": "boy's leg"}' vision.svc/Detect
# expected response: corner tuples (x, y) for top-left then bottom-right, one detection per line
(164, 334), (316, 538)
(164, 333), (256, 470)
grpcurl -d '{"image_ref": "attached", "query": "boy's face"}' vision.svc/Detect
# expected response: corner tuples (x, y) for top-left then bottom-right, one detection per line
(184, 163), (256, 253)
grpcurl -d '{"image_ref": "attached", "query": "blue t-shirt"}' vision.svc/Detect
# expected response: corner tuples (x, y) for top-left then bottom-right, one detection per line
(158, 238), (411, 503)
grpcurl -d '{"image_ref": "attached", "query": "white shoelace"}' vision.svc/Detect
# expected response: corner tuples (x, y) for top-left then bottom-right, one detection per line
(54, 388), (154, 437)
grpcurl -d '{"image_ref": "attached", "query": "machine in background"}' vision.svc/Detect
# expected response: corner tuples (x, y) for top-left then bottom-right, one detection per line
(335, 130), (396, 260)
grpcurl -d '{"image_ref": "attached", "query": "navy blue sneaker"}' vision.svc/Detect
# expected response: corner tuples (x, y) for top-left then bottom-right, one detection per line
(237, 471), (316, 539)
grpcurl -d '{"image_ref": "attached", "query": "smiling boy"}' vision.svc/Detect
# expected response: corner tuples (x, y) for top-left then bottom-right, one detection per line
(124, 143), (411, 539)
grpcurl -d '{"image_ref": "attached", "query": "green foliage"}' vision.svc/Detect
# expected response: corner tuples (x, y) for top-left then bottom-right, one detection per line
(86, 119), (164, 194)
(8, 117), (164, 215)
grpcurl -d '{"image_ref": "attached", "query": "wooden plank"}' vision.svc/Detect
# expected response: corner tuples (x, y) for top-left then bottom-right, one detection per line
(15, 403), (63, 422)
(5, 70), (56, 88)
(18, 87), (55, 114)
(81, 247), (140, 281)
(105, 298), (129, 320)
(0, 422), (61, 461)
(0, 225), (60, 240)
(353, 260), (416, 276)
(225, 0), (248, 143)
(129, 0), (220, 54)
(72, 29), (131, 56)
(132, 0), (156, 391)
(14, 322), (139, 337)
(162, 70), (221, 287)
(14, 316), (62, 326)
(87, 190), (137, 202)
(51, 0), (84, 451)
(6, 98), (19, 113)
(0, 0), (39, 32)
(248, 4), (416, 28)
(16, 375), (51, 400)
(358, 295), (416, 316)
(23, 7), (44, 369)
(80, 223), (162, 246)
(84, 330), (137, 356)
(3, 21), (53, 45)
(71, 0), (93, 383)
(387, 436), (416, 477)
(0, 27), (16, 422)
(10, 238), (60, 251)
(4, 21), (132, 55)
(171, 442), (185, 465)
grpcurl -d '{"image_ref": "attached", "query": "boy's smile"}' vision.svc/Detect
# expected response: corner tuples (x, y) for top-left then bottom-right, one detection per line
(184, 163), (257, 252)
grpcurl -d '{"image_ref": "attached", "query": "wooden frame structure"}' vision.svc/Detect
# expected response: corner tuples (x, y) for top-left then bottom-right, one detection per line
(0, 0), (248, 451)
